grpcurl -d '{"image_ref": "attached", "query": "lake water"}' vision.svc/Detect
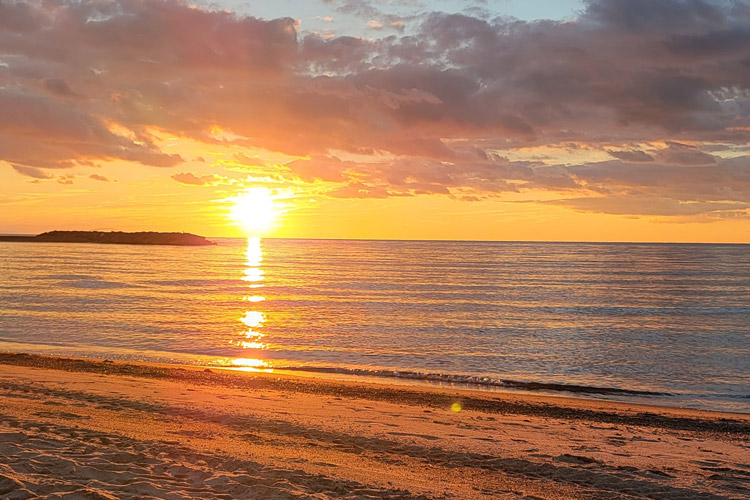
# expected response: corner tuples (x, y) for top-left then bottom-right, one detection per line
(1, 238), (749, 412)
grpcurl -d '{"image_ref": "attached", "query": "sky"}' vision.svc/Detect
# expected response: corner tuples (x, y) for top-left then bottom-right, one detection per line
(1, 0), (750, 242)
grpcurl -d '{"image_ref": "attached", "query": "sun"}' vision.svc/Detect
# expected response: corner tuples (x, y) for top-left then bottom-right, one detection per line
(230, 187), (277, 235)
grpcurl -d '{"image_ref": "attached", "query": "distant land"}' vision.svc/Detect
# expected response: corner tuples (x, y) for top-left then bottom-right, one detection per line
(0, 231), (216, 246)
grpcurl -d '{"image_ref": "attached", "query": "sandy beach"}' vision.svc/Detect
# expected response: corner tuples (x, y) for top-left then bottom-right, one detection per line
(0, 353), (748, 500)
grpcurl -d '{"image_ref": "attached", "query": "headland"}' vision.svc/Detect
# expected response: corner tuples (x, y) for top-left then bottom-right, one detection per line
(0, 230), (216, 246)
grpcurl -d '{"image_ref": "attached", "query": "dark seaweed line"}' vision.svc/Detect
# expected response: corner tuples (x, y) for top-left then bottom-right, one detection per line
(1, 352), (748, 436)
(268, 365), (670, 397)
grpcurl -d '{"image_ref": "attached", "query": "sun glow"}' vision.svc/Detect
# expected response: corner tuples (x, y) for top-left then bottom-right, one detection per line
(230, 187), (277, 235)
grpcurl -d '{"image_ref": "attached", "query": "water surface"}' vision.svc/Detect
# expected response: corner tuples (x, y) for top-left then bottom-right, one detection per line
(1, 238), (748, 412)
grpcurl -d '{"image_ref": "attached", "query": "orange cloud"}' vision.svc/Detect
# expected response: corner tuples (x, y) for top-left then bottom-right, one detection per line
(171, 172), (225, 186)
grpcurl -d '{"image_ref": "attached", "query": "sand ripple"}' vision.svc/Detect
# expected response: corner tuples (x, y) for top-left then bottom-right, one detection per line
(0, 358), (748, 499)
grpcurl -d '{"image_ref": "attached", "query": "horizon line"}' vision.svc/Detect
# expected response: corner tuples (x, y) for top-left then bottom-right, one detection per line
(2, 231), (749, 246)
(223, 236), (750, 246)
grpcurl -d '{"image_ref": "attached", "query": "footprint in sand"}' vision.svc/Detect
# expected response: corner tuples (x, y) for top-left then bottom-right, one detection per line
(554, 454), (601, 465)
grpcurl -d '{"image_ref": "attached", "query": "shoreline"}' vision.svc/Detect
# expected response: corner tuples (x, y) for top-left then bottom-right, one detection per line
(0, 343), (745, 414)
(1, 351), (749, 499)
(2, 352), (748, 434)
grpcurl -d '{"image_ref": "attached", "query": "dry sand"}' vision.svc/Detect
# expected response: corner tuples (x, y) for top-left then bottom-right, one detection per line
(0, 353), (748, 499)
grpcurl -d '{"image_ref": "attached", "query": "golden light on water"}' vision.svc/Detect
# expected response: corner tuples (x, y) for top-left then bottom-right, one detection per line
(231, 358), (266, 367)
(232, 236), (269, 365)
(245, 236), (263, 266)
(242, 236), (265, 286)
(230, 187), (278, 235)
(230, 357), (272, 372)
(240, 311), (265, 329)
(243, 268), (265, 284)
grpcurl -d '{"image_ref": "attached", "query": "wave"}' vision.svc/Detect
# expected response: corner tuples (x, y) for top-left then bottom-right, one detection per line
(62, 280), (132, 289)
(264, 365), (670, 397)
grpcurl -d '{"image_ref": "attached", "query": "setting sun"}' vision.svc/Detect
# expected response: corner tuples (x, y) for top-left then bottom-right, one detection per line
(230, 188), (277, 234)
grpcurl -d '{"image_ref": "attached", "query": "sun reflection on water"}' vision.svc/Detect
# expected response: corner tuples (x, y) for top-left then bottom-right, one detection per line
(240, 310), (265, 328)
(242, 268), (265, 285)
(245, 236), (263, 266)
(231, 237), (272, 371)
(230, 357), (271, 372)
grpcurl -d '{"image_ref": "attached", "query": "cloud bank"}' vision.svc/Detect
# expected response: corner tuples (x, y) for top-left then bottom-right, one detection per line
(1, 0), (749, 218)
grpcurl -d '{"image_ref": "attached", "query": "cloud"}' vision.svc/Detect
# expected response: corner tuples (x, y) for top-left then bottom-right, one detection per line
(41, 78), (81, 99)
(285, 156), (351, 182)
(171, 172), (224, 186)
(546, 196), (749, 218)
(12, 165), (52, 179)
(541, 153), (750, 217)
(607, 150), (654, 162)
(324, 0), (406, 31)
(0, 0), (293, 171)
(89, 174), (110, 182)
(1, 0), (749, 218)
(654, 142), (717, 165)
(0, 89), (183, 169)
(327, 181), (390, 199)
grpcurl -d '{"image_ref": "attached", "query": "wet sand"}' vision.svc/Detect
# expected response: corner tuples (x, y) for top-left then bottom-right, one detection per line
(0, 353), (748, 499)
